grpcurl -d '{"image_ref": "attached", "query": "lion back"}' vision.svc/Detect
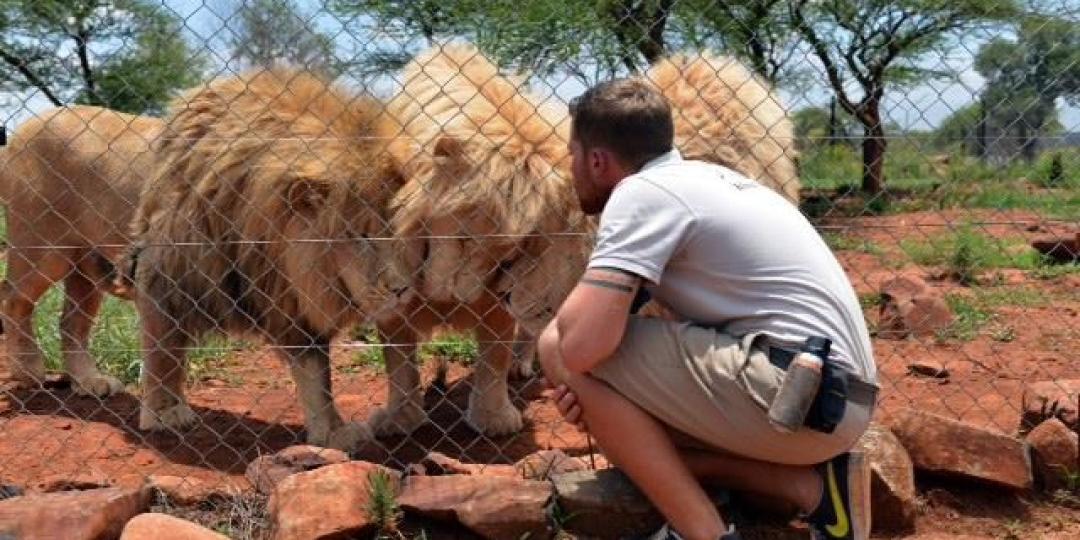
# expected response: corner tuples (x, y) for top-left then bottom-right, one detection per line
(131, 69), (400, 339)
(646, 53), (799, 204)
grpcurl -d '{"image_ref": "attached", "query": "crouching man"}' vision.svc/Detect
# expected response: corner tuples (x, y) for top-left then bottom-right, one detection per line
(538, 78), (878, 540)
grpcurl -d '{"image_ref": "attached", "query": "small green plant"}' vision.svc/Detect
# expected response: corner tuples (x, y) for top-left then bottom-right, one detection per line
(365, 469), (403, 539)
(937, 294), (992, 342)
(420, 333), (479, 365)
(950, 230), (979, 285)
(347, 326), (386, 370)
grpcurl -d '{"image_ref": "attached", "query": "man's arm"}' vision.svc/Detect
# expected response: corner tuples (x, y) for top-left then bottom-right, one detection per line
(555, 267), (642, 374)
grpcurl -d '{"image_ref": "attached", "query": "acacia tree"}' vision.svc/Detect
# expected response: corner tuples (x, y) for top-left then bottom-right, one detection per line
(331, 0), (802, 85)
(790, 0), (1017, 193)
(975, 15), (1079, 161)
(220, 0), (339, 75)
(0, 0), (204, 114)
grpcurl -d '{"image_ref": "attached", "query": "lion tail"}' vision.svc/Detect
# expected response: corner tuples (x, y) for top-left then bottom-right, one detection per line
(645, 52), (799, 204)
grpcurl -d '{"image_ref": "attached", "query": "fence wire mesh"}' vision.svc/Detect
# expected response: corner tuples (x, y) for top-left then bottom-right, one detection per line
(0, 0), (1078, 538)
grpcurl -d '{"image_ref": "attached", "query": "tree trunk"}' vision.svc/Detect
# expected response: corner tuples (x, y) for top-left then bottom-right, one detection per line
(975, 99), (988, 159)
(861, 106), (886, 194)
(828, 97), (839, 146)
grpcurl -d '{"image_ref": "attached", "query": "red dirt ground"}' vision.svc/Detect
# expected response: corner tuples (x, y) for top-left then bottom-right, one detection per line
(1, 209), (1078, 538)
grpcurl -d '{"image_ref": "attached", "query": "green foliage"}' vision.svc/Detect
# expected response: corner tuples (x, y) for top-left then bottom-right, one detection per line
(349, 326), (386, 370)
(900, 226), (1045, 283)
(792, 105), (860, 151)
(975, 15), (1079, 161)
(364, 469), (402, 538)
(799, 145), (863, 189)
(1034, 151), (1080, 189)
(332, 0), (802, 84)
(938, 294), (992, 342)
(0, 0), (206, 114)
(420, 333), (479, 364)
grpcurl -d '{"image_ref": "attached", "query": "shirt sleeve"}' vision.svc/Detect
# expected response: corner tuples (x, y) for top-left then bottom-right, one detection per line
(587, 178), (694, 285)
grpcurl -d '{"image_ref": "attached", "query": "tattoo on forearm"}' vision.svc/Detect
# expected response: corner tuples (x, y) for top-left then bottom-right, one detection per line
(581, 278), (634, 293)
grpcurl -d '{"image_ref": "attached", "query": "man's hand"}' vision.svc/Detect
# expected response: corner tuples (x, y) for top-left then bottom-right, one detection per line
(545, 379), (587, 432)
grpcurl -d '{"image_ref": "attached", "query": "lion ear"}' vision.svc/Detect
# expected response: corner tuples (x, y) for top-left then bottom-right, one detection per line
(286, 178), (331, 213)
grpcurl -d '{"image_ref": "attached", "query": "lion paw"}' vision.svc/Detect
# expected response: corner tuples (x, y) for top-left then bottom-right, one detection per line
(72, 373), (125, 398)
(367, 402), (427, 437)
(466, 395), (523, 436)
(313, 422), (373, 451)
(139, 402), (198, 432)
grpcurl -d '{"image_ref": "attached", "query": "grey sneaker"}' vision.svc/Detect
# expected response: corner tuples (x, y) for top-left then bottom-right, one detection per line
(643, 523), (742, 540)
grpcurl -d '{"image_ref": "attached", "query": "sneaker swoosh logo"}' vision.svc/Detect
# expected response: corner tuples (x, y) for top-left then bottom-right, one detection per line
(826, 461), (850, 538)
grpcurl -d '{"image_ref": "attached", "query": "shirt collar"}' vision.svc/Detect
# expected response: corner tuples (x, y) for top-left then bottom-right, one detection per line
(638, 148), (683, 173)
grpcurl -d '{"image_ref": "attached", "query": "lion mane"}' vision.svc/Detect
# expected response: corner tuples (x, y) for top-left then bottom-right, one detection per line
(646, 52), (799, 203)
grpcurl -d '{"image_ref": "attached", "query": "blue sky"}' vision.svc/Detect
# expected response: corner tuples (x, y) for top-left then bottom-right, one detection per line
(4, 0), (1078, 134)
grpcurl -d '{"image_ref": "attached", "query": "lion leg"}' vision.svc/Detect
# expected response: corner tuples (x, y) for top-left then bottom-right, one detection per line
(368, 317), (426, 436)
(286, 343), (371, 451)
(61, 270), (123, 397)
(467, 304), (522, 436)
(137, 297), (196, 432)
(2, 249), (67, 388)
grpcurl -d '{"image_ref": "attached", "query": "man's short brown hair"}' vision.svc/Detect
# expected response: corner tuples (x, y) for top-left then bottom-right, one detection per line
(569, 78), (674, 171)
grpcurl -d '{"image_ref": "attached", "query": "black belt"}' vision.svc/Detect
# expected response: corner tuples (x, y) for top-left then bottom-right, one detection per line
(767, 347), (878, 407)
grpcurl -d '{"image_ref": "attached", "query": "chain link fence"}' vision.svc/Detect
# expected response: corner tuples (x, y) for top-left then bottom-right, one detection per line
(0, 0), (1077, 537)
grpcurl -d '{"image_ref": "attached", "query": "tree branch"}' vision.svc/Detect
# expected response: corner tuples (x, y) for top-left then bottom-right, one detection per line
(0, 45), (63, 106)
(789, 0), (859, 117)
(74, 26), (99, 105)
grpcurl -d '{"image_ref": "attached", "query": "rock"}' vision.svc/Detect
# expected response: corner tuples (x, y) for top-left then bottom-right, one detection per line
(246, 444), (350, 494)
(888, 409), (1033, 490)
(1025, 418), (1079, 492)
(1021, 379), (1079, 432)
(907, 360), (948, 379)
(120, 512), (228, 540)
(515, 450), (589, 481)
(398, 475), (552, 539)
(878, 276), (954, 339)
(854, 424), (917, 533)
(268, 460), (401, 540)
(418, 452), (517, 477)
(36, 470), (113, 492)
(147, 475), (235, 506)
(1031, 232), (1080, 263)
(551, 468), (729, 538)
(0, 486), (151, 540)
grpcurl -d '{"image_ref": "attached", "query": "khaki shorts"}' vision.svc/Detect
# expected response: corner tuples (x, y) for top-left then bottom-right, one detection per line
(591, 317), (873, 465)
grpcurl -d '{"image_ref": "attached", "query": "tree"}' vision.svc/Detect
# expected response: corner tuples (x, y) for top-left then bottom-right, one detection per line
(0, 0), (204, 114)
(219, 0), (339, 75)
(330, 0), (802, 86)
(679, 0), (803, 84)
(975, 15), (1079, 161)
(790, 0), (1017, 193)
(793, 105), (860, 150)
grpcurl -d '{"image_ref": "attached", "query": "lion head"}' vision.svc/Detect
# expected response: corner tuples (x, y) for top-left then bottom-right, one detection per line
(385, 44), (592, 336)
(131, 68), (407, 338)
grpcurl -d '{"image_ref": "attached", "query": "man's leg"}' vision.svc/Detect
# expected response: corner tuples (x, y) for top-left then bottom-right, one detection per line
(679, 448), (822, 513)
(539, 323), (728, 540)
